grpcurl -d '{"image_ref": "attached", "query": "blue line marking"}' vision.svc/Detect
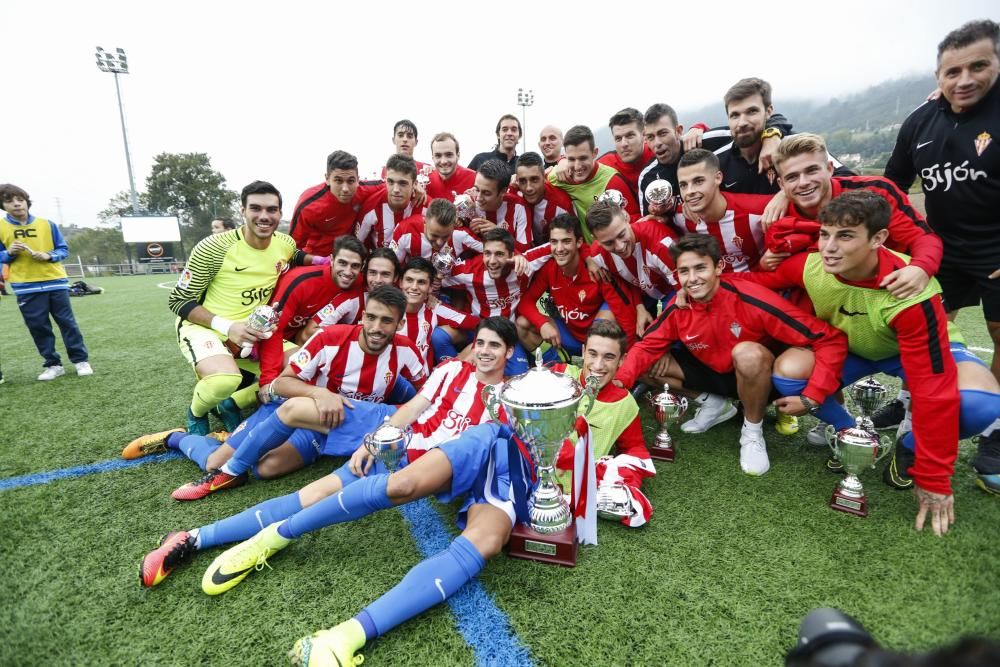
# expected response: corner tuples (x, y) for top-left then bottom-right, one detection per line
(397, 499), (534, 667)
(0, 451), (182, 491)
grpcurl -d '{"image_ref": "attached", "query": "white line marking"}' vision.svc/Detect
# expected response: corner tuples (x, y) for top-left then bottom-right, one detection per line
(156, 281), (175, 289)
(969, 346), (994, 355)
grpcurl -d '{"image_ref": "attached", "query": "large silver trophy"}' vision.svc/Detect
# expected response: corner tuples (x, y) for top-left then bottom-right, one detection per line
(483, 350), (597, 566)
(240, 305), (280, 358)
(825, 377), (894, 517)
(453, 193), (483, 225)
(596, 189), (627, 207)
(363, 417), (413, 473)
(648, 384), (688, 461)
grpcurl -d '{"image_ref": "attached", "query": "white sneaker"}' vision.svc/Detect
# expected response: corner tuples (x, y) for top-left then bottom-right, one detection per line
(895, 414), (912, 440)
(739, 427), (770, 476)
(806, 424), (830, 447)
(38, 365), (65, 381)
(681, 394), (738, 433)
(75, 361), (94, 376)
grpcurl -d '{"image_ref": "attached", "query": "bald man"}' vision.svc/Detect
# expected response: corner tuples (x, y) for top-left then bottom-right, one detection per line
(538, 125), (563, 169)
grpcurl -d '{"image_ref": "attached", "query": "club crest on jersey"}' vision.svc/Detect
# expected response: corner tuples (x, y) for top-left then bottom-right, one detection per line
(421, 320), (432, 333)
(384, 370), (394, 384)
(767, 168), (777, 185)
(578, 289), (587, 302)
(177, 268), (193, 289)
(731, 235), (744, 250)
(292, 348), (312, 367)
(730, 321), (742, 338)
(976, 131), (992, 157)
(276, 261), (289, 275)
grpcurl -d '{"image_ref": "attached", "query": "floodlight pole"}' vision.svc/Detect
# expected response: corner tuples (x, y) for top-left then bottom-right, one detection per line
(96, 47), (140, 215)
(517, 88), (534, 154)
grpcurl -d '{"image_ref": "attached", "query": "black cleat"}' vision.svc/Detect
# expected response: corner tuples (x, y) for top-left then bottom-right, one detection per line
(882, 443), (914, 490)
(871, 399), (905, 430)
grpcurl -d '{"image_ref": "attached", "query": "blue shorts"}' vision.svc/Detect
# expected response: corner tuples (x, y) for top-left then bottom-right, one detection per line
(841, 342), (986, 386)
(552, 313), (585, 356)
(437, 422), (523, 527)
(228, 402), (325, 466)
(321, 401), (398, 456)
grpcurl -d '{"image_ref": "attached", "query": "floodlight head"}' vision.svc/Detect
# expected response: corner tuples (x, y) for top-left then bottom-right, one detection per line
(95, 46), (129, 74)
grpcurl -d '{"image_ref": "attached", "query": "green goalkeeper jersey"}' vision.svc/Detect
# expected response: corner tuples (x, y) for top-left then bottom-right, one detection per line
(168, 227), (299, 322)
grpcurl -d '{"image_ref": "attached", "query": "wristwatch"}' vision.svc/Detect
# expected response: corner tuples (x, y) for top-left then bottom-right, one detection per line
(761, 127), (783, 141)
(799, 395), (820, 415)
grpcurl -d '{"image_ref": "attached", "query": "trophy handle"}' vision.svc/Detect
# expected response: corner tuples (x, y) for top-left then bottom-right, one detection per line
(580, 374), (600, 417)
(824, 424), (838, 455)
(482, 384), (502, 421)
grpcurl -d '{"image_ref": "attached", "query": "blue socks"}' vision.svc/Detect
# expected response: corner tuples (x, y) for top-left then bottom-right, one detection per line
(888, 389), (1000, 453)
(358, 536), (485, 639)
(196, 492), (303, 550)
(222, 412), (294, 476)
(281, 473), (392, 539)
(772, 375), (854, 431)
(175, 435), (222, 471)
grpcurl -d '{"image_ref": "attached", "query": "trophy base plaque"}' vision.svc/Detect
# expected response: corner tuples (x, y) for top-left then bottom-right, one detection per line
(507, 523), (578, 567)
(649, 443), (675, 462)
(830, 487), (869, 518)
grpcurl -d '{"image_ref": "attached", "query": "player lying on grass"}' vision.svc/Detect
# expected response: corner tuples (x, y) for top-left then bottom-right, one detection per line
(138, 316), (513, 588)
(125, 285), (427, 498)
(614, 233), (848, 476)
(733, 191), (1000, 534)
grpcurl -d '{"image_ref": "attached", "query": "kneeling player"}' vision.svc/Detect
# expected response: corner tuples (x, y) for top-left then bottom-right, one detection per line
(138, 317), (513, 588)
(740, 191), (1000, 533)
(614, 233), (847, 475)
(554, 320), (655, 526)
(516, 214), (640, 360)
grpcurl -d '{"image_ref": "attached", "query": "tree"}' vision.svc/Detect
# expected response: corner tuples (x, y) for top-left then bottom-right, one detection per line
(98, 190), (152, 226)
(59, 225), (127, 265)
(144, 152), (239, 248)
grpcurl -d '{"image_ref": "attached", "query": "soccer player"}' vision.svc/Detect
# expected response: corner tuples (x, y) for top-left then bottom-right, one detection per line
(391, 198), (482, 265)
(553, 320), (656, 527)
(355, 154), (421, 250)
(138, 317), (514, 588)
(289, 150), (382, 257)
(167, 285), (429, 500)
(672, 149), (772, 272)
(441, 228), (549, 373)
(517, 213), (639, 358)
(597, 107), (655, 203)
(0, 184), (92, 380)
(549, 125), (641, 239)
(467, 159), (533, 252)
(538, 124), (564, 168)
(638, 103), (791, 215)
(467, 113), (522, 176)
(883, 20), (1000, 455)
(614, 233), (847, 475)
(425, 132), (477, 201)
(398, 257), (479, 366)
(741, 191), (1000, 524)
(168, 181), (305, 436)
(306, 248), (401, 332)
(256, 236), (367, 390)
(586, 200), (679, 337)
(512, 152), (573, 243)
(767, 133), (942, 297)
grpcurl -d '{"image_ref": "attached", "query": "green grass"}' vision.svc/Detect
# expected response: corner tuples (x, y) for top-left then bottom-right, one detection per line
(1, 275), (998, 666)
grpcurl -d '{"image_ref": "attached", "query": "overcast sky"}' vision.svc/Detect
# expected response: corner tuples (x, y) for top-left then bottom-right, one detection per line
(4, 0), (997, 229)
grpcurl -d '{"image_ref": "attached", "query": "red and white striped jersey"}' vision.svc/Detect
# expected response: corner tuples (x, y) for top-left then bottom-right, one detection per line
(511, 182), (573, 243)
(313, 287), (367, 326)
(399, 302), (479, 365)
(406, 359), (496, 462)
(442, 244), (551, 319)
(483, 194), (532, 252)
(589, 219), (679, 299)
(670, 192), (770, 272)
(290, 324), (428, 403)
(355, 191), (420, 250)
(391, 215), (483, 264)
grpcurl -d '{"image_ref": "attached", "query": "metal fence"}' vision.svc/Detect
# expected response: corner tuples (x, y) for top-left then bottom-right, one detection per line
(63, 258), (180, 278)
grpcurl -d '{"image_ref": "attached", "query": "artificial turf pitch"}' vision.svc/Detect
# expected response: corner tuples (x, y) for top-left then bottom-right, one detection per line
(0, 274), (997, 666)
